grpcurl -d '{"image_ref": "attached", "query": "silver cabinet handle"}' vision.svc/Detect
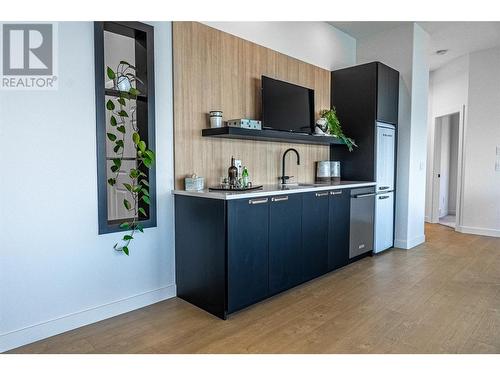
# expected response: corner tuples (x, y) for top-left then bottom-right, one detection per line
(330, 191), (342, 196)
(315, 192), (329, 197)
(378, 195), (390, 200)
(271, 196), (289, 202)
(378, 186), (390, 190)
(249, 198), (268, 205)
(354, 193), (375, 198)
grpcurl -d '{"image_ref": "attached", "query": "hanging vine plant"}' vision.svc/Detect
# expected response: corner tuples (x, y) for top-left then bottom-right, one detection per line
(105, 61), (155, 255)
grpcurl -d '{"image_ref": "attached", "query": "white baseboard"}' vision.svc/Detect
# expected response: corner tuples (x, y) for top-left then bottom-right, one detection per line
(0, 284), (176, 353)
(456, 225), (500, 238)
(394, 235), (426, 250)
(426, 216), (439, 224)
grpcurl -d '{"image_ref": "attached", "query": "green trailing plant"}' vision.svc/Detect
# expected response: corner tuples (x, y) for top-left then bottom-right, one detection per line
(106, 61), (155, 256)
(320, 108), (358, 152)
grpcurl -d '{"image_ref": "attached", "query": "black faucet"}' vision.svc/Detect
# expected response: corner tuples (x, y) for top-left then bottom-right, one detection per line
(281, 148), (300, 185)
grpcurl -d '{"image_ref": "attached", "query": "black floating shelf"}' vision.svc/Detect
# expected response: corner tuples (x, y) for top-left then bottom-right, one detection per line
(202, 127), (344, 146)
(105, 88), (147, 101)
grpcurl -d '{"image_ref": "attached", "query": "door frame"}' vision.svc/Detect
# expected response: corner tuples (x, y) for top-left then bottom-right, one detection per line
(429, 106), (466, 229)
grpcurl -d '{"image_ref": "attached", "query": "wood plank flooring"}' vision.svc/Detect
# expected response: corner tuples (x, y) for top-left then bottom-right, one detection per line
(9, 224), (500, 354)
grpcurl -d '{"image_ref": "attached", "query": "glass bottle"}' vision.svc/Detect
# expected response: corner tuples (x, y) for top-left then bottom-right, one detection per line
(242, 166), (249, 188)
(228, 156), (238, 188)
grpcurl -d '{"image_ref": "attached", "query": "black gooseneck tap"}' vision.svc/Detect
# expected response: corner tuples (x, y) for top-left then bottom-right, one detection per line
(281, 148), (300, 185)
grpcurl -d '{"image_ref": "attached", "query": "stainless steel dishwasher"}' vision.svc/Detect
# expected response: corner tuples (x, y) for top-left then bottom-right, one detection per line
(349, 187), (376, 259)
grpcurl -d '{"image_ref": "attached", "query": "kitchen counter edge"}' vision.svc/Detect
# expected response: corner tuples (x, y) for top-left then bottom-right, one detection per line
(172, 181), (376, 200)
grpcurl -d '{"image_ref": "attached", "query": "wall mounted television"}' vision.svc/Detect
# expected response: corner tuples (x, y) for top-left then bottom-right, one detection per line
(261, 76), (315, 134)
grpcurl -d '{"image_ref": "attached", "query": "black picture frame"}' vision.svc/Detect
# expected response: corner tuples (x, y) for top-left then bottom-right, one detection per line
(94, 21), (156, 235)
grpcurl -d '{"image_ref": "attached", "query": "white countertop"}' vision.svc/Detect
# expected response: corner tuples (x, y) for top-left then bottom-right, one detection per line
(172, 181), (376, 200)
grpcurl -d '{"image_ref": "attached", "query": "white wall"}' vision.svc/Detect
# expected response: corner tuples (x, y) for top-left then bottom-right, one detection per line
(425, 55), (469, 221)
(405, 24), (430, 247)
(426, 47), (500, 236)
(202, 21), (356, 70)
(357, 23), (430, 249)
(461, 46), (500, 236)
(0, 21), (175, 352)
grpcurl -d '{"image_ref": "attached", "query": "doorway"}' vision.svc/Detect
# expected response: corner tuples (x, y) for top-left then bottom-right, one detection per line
(431, 112), (461, 228)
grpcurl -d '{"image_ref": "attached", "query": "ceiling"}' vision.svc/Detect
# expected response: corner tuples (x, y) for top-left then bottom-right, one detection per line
(327, 22), (410, 40)
(328, 21), (500, 70)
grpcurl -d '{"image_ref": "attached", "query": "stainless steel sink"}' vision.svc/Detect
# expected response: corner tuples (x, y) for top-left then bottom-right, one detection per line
(278, 183), (319, 190)
(299, 183), (331, 187)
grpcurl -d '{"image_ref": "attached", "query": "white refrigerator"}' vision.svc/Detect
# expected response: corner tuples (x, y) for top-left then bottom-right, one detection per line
(374, 123), (395, 253)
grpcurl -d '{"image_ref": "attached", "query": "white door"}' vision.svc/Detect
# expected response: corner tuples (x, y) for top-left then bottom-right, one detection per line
(374, 192), (394, 253)
(376, 124), (395, 193)
(438, 117), (451, 218)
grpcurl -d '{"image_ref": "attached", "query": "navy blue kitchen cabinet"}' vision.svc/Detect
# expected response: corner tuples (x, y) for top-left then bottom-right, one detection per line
(301, 191), (330, 281)
(328, 189), (351, 271)
(175, 195), (227, 319)
(376, 62), (399, 125)
(175, 186), (373, 319)
(269, 194), (303, 295)
(227, 197), (270, 313)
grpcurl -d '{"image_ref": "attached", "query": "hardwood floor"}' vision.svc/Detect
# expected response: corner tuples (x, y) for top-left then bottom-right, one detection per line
(9, 224), (500, 354)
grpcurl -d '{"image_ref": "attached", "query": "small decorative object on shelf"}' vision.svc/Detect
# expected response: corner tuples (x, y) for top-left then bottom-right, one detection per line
(209, 110), (223, 128)
(227, 118), (262, 130)
(319, 107), (358, 152)
(314, 117), (329, 136)
(109, 61), (143, 93)
(184, 174), (205, 191)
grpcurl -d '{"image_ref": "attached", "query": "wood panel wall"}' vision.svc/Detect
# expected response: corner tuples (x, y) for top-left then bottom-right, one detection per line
(173, 22), (331, 188)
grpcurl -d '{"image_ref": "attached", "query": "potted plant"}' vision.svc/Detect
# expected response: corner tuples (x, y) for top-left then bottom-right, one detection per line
(318, 108), (357, 152)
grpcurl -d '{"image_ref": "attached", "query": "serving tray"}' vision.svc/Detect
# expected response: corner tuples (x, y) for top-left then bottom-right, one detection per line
(209, 185), (263, 192)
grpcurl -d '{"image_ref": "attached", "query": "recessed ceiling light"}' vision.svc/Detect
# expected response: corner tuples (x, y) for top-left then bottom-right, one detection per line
(436, 49), (448, 56)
